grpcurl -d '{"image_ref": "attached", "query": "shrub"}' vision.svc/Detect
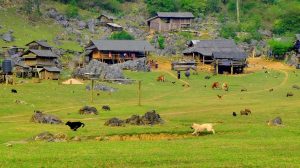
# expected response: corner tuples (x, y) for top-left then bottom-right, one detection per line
(65, 0), (79, 18)
(157, 35), (165, 49)
(109, 31), (135, 40)
(268, 39), (293, 59)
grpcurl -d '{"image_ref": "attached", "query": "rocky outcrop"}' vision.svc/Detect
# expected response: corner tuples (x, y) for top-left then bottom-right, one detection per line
(79, 106), (98, 115)
(31, 111), (63, 124)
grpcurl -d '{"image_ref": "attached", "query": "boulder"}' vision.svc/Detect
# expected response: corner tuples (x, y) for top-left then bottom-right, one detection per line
(117, 57), (150, 71)
(2, 32), (15, 42)
(89, 84), (118, 92)
(34, 132), (68, 142)
(79, 106), (98, 115)
(77, 21), (87, 30)
(268, 117), (282, 126)
(125, 110), (164, 126)
(292, 84), (300, 90)
(31, 111), (63, 124)
(87, 19), (96, 33)
(104, 118), (125, 127)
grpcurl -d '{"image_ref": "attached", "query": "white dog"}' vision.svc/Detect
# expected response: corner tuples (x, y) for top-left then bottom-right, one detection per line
(191, 123), (215, 135)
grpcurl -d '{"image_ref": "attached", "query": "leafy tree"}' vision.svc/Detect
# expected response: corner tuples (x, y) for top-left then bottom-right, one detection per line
(180, 0), (207, 17)
(109, 31), (135, 40)
(65, 0), (79, 18)
(146, 0), (178, 16)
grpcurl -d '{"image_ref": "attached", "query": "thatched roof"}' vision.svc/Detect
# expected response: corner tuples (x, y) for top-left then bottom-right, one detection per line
(43, 67), (61, 72)
(212, 51), (247, 60)
(147, 12), (194, 22)
(21, 49), (58, 58)
(25, 40), (52, 48)
(183, 39), (244, 57)
(86, 40), (155, 52)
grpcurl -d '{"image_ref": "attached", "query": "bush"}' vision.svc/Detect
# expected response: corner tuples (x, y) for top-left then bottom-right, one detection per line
(268, 39), (293, 59)
(109, 31), (135, 40)
(157, 35), (165, 49)
(65, 0), (79, 18)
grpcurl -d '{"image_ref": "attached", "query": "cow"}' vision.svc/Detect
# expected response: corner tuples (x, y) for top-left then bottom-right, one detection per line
(157, 75), (165, 82)
(11, 89), (17, 93)
(212, 82), (220, 89)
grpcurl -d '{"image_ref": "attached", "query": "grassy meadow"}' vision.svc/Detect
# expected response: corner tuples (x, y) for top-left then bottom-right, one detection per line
(0, 69), (300, 167)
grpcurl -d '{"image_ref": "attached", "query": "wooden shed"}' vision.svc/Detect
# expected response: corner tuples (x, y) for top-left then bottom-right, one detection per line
(97, 14), (115, 26)
(212, 51), (247, 74)
(20, 49), (58, 68)
(85, 40), (155, 64)
(182, 39), (244, 65)
(147, 12), (194, 32)
(39, 67), (61, 80)
(25, 40), (52, 50)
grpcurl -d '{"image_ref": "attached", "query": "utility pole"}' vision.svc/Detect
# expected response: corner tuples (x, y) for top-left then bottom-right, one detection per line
(236, 0), (240, 24)
(138, 80), (141, 106)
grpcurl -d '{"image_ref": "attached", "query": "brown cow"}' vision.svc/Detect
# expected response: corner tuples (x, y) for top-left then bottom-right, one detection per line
(212, 82), (220, 89)
(222, 83), (229, 91)
(157, 75), (165, 82)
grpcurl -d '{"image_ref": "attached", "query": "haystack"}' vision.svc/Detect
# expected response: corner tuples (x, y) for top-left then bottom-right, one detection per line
(62, 78), (83, 85)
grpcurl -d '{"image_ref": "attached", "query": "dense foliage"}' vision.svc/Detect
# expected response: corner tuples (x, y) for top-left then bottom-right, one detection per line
(109, 31), (135, 40)
(268, 39), (294, 59)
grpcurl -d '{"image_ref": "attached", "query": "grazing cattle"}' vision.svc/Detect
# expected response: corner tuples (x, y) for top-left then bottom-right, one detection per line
(240, 109), (251, 115)
(171, 81), (176, 84)
(232, 112), (237, 117)
(286, 92), (294, 97)
(65, 121), (85, 131)
(102, 105), (111, 111)
(241, 88), (247, 92)
(204, 76), (211, 80)
(222, 83), (229, 91)
(269, 88), (274, 92)
(157, 75), (165, 82)
(217, 95), (223, 99)
(191, 123), (215, 135)
(212, 82), (220, 89)
(11, 89), (17, 93)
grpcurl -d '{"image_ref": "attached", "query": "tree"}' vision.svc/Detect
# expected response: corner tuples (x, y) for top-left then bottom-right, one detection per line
(66, 0), (79, 18)
(157, 35), (165, 49)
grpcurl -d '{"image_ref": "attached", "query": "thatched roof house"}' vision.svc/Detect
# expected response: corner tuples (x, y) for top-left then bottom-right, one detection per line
(26, 40), (52, 50)
(147, 12), (195, 32)
(85, 40), (155, 64)
(21, 49), (58, 68)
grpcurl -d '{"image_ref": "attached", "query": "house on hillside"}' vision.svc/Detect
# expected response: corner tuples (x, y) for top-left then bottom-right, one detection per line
(38, 67), (61, 80)
(85, 40), (155, 64)
(183, 39), (247, 74)
(26, 40), (52, 50)
(147, 12), (194, 32)
(21, 49), (58, 68)
(97, 14), (115, 26)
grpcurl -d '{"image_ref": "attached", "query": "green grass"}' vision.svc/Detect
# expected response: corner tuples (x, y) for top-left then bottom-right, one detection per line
(0, 69), (300, 167)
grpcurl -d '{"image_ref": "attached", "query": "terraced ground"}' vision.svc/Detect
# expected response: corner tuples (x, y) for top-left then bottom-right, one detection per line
(0, 65), (300, 167)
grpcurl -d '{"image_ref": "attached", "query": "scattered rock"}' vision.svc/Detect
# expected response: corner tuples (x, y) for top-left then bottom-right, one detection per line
(104, 118), (125, 127)
(267, 117), (282, 126)
(117, 57), (150, 71)
(77, 21), (87, 30)
(88, 84), (118, 92)
(34, 132), (67, 142)
(126, 110), (164, 125)
(72, 136), (81, 141)
(2, 31), (15, 42)
(79, 106), (98, 115)
(31, 111), (63, 124)
(286, 92), (294, 97)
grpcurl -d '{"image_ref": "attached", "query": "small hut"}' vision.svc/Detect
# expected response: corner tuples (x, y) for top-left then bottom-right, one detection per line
(212, 51), (247, 74)
(97, 14), (115, 26)
(39, 67), (61, 80)
(106, 23), (123, 31)
(147, 12), (194, 32)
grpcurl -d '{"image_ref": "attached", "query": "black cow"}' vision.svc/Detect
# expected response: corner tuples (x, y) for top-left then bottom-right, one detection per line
(11, 89), (17, 93)
(232, 112), (237, 117)
(102, 105), (111, 111)
(66, 121), (85, 131)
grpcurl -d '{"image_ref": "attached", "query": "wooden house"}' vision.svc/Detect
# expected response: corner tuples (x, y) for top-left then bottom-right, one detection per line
(20, 49), (58, 68)
(25, 40), (52, 50)
(97, 14), (115, 26)
(85, 40), (155, 64)
(212, 51), (247, 74)
(147, 12), (194, 32)
(182, 40), (244, 64)
(38, 67), (61, 80)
